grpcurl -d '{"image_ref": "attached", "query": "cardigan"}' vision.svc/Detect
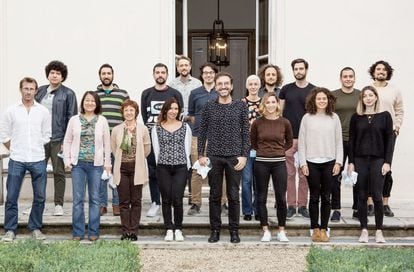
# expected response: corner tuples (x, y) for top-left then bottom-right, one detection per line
(63, 114), (111, 167)
(111, 121), (151, 186)
(151, 123), (192, 169)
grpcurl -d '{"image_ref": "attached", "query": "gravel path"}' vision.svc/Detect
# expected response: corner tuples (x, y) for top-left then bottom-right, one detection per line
(140, 247), (309, 272)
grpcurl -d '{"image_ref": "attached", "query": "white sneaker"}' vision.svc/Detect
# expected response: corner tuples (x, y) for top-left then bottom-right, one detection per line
(359, 229), (369, 243)
(164, 229), (174, 242)
(175, 230), (184, 241)
(53, 205), (64, 216)
(261, 230), (271, 242)
(146, 202), (160, 217)
(375, 230), (386, 243)
(32, 229), (46, 240)
(276, 230), (289, 242)
(2, 231), (15, 242)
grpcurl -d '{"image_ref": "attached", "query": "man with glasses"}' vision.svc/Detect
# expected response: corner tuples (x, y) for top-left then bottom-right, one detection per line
(187, 63), (218, 215)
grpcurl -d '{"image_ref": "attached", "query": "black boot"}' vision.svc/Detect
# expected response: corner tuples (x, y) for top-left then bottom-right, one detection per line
(208, 230), (220, 243)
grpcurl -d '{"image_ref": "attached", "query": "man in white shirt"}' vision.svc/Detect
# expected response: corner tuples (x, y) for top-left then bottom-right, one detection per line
(0, 77), (51, 242)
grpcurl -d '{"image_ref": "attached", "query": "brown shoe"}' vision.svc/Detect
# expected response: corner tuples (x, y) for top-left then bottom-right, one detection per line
(100, 206), (107, 216)
(112, 205), (120, 216)
(311, 228), (321, 242)
(72, 237), (81, 241)
(89, 236), (99, 241)
(320, 229), (330, 242)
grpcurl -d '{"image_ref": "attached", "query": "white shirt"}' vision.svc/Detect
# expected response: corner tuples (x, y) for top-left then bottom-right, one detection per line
(169, 76), (202, 116)
(0, 101), (51, 162)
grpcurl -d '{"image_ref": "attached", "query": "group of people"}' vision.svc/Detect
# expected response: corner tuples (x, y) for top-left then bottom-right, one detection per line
(0, 57), (403, 245)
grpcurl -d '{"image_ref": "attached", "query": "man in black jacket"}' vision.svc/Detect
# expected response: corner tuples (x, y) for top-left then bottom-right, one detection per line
(35, 60), (78, 216)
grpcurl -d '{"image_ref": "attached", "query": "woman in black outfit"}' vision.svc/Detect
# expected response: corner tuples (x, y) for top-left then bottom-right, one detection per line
(348, 86), (393, 243)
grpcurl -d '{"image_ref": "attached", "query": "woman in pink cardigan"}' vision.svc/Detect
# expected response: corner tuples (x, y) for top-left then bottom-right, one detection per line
(63, 91), (111, 241)
(111, 100), (151, 241)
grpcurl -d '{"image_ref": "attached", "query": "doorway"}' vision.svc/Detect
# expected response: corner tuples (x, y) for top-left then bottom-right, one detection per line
(189, 31), (255, 100)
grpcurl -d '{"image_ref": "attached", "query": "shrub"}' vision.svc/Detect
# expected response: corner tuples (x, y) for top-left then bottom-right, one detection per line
(307, 246), (414, 272)
(0, 239), (140, 272)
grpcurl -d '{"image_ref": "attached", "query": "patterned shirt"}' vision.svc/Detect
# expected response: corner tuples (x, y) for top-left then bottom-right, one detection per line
(78, 115), (98, 161)
(198, 99), (250, 157)
(242, 96), (261, 125)
(96, 84), (130, 131)
(121, 130), (137, 162)
(157, 124), (187, 165)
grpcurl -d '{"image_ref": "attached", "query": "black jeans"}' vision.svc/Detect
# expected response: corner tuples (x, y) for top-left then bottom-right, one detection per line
(156, 164), (187, 230)
(208, 156), (241, 232)
(331, 141), (359, 210)
(147, 147), (161, 205)
(254, 160), (287, 228)
(355, 157), (385, 229)
(307, 160), (335, 230)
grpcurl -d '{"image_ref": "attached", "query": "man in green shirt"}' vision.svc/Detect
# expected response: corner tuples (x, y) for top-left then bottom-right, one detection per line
(330, 67), (360, 222)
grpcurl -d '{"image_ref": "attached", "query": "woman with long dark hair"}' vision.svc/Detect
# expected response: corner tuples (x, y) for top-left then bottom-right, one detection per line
(298, 87), (343, 242)
(151, 97), (192, 241)
(63, 91), (111, 241)
(348, 86), (393, 243)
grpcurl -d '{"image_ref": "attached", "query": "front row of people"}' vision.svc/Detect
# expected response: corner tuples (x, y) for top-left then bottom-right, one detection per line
(1, 76), (393, 244)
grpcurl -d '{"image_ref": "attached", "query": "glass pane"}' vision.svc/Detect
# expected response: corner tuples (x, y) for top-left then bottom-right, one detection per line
(175, 0), (183, 55)
(258, 0), (268, 55)
(258, 57), (268, 72)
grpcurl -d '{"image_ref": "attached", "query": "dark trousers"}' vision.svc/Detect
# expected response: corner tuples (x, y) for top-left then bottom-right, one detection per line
(208, 156), (241, 232)
(117, 162), (143, 235)
(147, 147), (161, 205)
(156, 164), (187, 230)
(355, 157), (385, 229)
(307, 160), (335, 230)
(383, 133), (396, 198)
(44, 141), (66, 206)
(331, 141), (359, 210)
(254, 160), (287, 228)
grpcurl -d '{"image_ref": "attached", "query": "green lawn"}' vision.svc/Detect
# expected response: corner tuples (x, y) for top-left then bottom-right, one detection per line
(307, 246), (414, 272)
(0, 239), (140, 272)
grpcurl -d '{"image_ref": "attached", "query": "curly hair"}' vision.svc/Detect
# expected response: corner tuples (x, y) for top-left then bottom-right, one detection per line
(368, 60), (393, 80)
(45, 60), (68, 82)
(257, 64), (283, 87)
(305, 87), (336, 116)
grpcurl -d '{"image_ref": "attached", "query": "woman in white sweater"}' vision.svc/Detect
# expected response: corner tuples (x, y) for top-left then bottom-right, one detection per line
(298, 87), (343, 242)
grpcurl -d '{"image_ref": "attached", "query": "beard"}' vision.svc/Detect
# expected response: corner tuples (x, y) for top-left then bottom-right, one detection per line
(101, 78), (113, 87)
(156, 77), (166, 85)
(294, 73), (306, 80)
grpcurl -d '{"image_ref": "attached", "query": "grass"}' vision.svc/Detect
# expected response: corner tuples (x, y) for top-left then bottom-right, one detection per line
(307, 246), (414, 272)
(0, 239), (140, 272)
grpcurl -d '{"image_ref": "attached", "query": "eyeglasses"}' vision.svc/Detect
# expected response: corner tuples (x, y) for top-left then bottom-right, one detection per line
(202, 71), (215, 75)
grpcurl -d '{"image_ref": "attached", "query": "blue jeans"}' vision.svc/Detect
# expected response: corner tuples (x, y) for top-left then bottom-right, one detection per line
(99, 154), (119, 207)
(71, 161), (102, 238)
(241, 155), (257, 216)
(4, 159), (46, 233)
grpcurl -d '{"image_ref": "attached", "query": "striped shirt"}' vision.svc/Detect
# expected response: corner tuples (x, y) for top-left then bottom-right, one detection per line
(96, 84), (130, 131)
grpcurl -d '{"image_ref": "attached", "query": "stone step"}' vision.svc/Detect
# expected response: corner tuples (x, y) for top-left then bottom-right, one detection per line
(3, 202), (414, 238)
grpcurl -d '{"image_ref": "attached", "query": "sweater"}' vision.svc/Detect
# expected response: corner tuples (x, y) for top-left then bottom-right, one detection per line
(373, 83), (404, 130)
(63, 114), (111, 167)
(250, 117), (293, 158)
(348, 111), (394, 164)
(111, 121), (151, 186)
(298, 113), (343, 167)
